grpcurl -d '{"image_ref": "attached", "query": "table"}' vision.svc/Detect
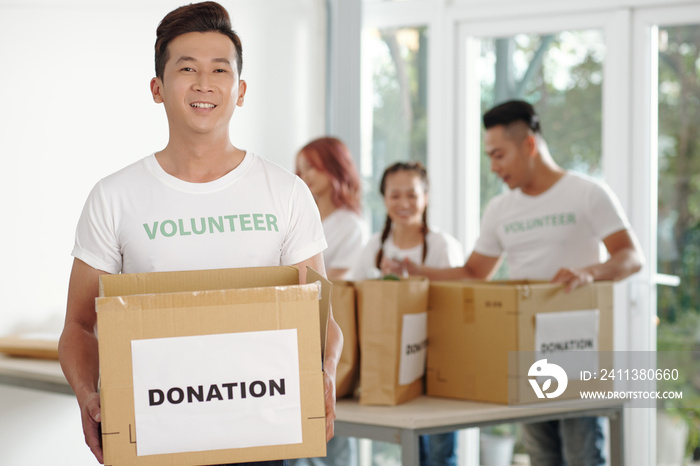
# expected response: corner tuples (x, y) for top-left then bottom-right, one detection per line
(0, 355), (625, 465)
(335, 395), (625, 466)
(0, 354), (72, 395)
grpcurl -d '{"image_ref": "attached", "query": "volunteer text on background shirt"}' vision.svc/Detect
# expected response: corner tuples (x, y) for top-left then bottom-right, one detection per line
(473, 172), (630, 280)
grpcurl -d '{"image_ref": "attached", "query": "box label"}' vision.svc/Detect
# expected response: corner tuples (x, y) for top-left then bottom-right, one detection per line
(535, 309), (599, 379)
(399, 312), (428, 385)
(131, 329), (302, 456)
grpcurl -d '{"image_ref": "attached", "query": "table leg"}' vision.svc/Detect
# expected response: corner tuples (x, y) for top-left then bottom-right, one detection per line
(609, 407), (625, 466)
(400, 429), (421, 466)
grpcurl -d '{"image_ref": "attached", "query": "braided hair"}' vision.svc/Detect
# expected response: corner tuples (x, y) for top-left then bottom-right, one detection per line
(375, 162), (430, 269)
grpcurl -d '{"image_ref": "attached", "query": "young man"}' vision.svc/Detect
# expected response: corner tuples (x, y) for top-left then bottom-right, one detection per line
(391, 100), (644, 465)
(57, 3), (342, 465)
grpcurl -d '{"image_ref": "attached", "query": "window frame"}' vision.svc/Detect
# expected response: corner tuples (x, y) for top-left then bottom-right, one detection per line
(359, 2), (700, 464)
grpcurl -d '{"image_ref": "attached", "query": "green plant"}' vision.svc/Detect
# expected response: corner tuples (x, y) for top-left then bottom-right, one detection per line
(657, 311), (700, 457)
(482, 423), (515, 437)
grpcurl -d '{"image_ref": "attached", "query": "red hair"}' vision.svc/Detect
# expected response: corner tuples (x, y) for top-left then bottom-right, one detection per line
(296, 137), (362, 214)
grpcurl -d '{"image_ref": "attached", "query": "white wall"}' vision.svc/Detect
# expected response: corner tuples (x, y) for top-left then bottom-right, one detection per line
(0, 1), (325, 464)
(0, 0), (325, 337)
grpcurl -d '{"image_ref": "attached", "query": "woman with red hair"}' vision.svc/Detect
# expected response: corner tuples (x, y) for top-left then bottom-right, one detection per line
(294, 137), (366, 465)
(296, 137), (369, 280)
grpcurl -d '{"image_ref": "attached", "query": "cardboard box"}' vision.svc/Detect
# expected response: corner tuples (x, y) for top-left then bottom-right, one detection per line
(0, 334), (59, 360)
(97, 266), (329, 465)
(331, 281), (359, 399)
(357, 278), (429, 406)
(427, 281), (613, 404)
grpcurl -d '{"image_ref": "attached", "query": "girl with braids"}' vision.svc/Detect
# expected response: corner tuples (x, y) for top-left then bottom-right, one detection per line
(346, 161), (463, 466)
(347, 161), (463, 281)
(296, 137), (369, 281)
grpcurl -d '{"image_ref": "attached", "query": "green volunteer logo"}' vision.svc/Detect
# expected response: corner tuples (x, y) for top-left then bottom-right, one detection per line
(504, 212), (576, 234)
(143, 214), (279, 240)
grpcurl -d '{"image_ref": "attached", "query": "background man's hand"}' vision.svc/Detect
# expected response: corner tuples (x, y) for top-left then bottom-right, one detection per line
(551, 267), (594, 293)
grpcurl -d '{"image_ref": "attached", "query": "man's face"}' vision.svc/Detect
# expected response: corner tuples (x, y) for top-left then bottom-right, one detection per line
(150, 31), (246, 136)
(484, 124), (533, 190)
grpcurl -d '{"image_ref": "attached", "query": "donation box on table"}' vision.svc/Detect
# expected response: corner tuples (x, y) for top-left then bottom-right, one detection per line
(357, 278), (429, 406)
(427, 280), (614, 405)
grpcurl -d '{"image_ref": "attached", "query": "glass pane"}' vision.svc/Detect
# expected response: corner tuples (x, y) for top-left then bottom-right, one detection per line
(361, 26), (429, 232)
(656, 23), (700, 461)
(476, 30), (605, 279)
(477, 30), (605, 214)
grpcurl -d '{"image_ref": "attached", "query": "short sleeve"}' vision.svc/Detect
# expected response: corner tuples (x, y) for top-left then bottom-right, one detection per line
(280, 177), (328, 265)
(345, 234), (382, 281)
(444, 234), (465, 267)
(472, 198), (504, 258)
(71, 181), (122, 274)
(587, 181), (631, 240)
(325, 215), (369, 269)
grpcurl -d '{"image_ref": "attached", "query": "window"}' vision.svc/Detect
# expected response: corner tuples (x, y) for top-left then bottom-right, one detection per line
(655, 23), (700, 460)
(361, 26), (429, 231)
(472, 29), (605, 279)
(477, 30), (605, 215)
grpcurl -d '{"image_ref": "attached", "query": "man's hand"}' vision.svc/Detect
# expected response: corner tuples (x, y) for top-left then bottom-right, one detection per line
(323, 370), (336, 442)
(78, 391), (103, 464)
(551, 229), (644, 293)
(551, 267), (594, 293)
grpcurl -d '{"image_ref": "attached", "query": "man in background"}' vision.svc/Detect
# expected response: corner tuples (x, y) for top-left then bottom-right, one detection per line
(392, 100), (643, 465)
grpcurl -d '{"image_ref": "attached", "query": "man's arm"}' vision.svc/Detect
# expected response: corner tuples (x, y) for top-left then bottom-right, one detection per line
(296, 253), (342, 443)
(58, 258), (108, 464)
(387, 251), (502, 281)
(551, 229), (645, 292)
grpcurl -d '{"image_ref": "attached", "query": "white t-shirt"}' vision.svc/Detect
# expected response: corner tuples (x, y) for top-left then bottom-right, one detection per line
(73, 152), (327, 274)
(346, 228), (464, 280)
(322, 208), (369, 270)
(474, 172), (630, 280)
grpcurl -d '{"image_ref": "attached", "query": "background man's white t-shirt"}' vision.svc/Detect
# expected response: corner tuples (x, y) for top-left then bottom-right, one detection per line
(73, 152), (327, 274)
(474, 172), (630, 280)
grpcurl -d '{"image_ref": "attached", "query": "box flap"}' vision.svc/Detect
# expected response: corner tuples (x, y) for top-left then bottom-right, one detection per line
(99, 266), (300, 298)
(0, 334), (59, 360)
(305, 267), (331, 359)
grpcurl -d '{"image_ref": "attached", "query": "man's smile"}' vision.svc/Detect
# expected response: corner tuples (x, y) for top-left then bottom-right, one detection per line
(191, 102), (216, 109)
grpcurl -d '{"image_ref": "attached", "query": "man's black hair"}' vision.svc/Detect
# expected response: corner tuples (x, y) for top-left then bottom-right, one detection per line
(483, 100), (541, 134)
(155, 2), (243, 80)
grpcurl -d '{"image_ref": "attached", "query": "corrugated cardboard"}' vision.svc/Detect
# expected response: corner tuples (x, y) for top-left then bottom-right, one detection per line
(97, 266), (329, 465)
(427, 281), (613, 404)
(357, 278), (428, 406)
(0, 334), (59, 360)
(331, 281), (359, 399)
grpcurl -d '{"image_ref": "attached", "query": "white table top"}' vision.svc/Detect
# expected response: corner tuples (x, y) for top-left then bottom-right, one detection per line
(0, 354), (72, 394)
(336, 395), (623, 430)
